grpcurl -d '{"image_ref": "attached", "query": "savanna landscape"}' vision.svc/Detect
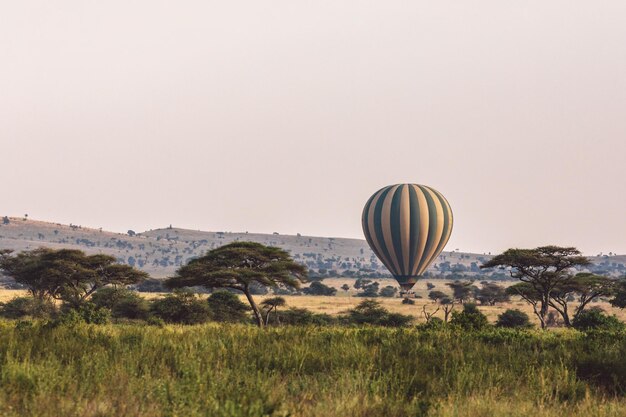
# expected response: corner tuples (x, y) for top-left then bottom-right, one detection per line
(1, 219), (626, 417)
(3, 1), (626, 416)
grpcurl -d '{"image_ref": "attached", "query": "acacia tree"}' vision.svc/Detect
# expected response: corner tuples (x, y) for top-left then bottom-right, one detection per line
(261, 296), (286, 325)
(506, 282), (542, 324)
(475, 282), (509, 306)
(165, 242), (307, 327)
(0, 248), (147, 307)
(428, 290), (447, 303)
(548, 273), (615, 326)
(610, 276), (626, 309)
(446, 281), (475, 304)
(482, 246), (590, 329)
(440, 297), (455, 322)
(0, 248), (55, 300)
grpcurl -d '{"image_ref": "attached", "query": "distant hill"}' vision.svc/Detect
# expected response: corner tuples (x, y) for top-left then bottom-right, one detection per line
(0, 217), (624, 279)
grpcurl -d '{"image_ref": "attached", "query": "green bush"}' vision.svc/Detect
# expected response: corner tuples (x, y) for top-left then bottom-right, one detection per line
(57, 303), (110, 325)
(496, 309), (532, 328)
(450, 303), (489, 330)
(573, 310), (624, 332)
(206, 291), (251, 323)
(417, 317), (445, 330)
(344, 299), (413, 327)
(91, 287), (150, 320)
(150, 290), (210, 324)
(0, 297), (57, 319)
(91, 287), (131, 309)
(277, 308), (336, 325)
(379, 286), (398, 298)
(113, 295), (150, 320)
(302, 282), (337, 296)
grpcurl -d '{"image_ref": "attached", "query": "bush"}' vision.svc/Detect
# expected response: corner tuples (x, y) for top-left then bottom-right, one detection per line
(58, 303), (111, 325)
(206, 291), (251, 323)
(114, 295), (150, 320)
(402, 298), (415, 305)
(91, 287), (150, 320)
(150, 290), (210, 324)
(0, 296), (57, 319)
(277, 308), (336, 325)
(344, 299), (413, 327)
(91, 287), (126, 309)
(134, 278), (165, 292)
(379, 286), (398, 298)
(417, 317), (445, 330)
(303, 281), (337, 296)
(573, 310), (624, 332)
(357, 282), (380, 297)
(450, 303), (489, 330)
(496, 309), (532, 328)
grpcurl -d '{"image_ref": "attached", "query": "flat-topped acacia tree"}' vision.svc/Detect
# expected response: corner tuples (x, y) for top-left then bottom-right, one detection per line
(165, 242), (307, 327)
(0, 248), (148, 308)
(481, 246), (590, 329)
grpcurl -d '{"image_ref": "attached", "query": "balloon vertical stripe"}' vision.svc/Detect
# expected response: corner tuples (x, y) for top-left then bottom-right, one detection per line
(380, 184), (402, 274)
(362, 183), (453, 290)
(410, 184), (430, 276)
(399, 185), (411, 274)
(363, 189), (391, 274)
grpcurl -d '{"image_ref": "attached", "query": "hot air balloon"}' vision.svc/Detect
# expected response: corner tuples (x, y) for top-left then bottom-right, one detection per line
(361, 184), (453, 292)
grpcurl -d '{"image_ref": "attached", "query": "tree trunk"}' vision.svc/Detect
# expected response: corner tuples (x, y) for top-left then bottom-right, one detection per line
(243, 287), (264, 328)
(562, 305), (571, 327)
(538, 295), (551, 329)
(532, 301), (547, 329)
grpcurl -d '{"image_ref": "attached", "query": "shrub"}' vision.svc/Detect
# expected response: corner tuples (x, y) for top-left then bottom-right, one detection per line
(402, 298), (415, 305)
(206, 291), (251, 323)
(58, 303), (111, 325)
(573, 310), (624, 332)
(146, 316), (165, 327)
(417, 317), (445, 330)
(150, 290), (210, 324)
(91, 287), (150, 320)
(357, 282), (380, 297)
(276, 307), (336, 325)
(0, 296), (57, 319)
(113, 295), (150, 320)
(496, 309), (532, 328)
(134, 278), (165, 293)
(344, 299), (413, 327)
(450, 303), (489, 330)
(379, 286), (398, 298)
(303, 281), (337, 296)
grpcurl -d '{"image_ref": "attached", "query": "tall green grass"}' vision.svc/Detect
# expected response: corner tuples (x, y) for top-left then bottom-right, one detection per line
(0, 322), (626, 416)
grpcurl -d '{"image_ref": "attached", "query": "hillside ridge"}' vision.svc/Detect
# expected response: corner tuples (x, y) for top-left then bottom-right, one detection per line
(1, 217), (624, 279)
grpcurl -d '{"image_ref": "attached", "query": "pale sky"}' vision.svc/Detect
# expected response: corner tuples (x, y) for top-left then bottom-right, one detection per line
(1, 1), (625, 255)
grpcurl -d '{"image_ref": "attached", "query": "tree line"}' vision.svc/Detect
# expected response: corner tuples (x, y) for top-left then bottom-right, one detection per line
(1, 243), (625, 331)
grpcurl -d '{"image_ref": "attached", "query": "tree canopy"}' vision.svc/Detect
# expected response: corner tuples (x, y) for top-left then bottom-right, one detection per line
(483, 246), (590, 328)
(0, 248), (147, 307)
(165, 242), (307, 327)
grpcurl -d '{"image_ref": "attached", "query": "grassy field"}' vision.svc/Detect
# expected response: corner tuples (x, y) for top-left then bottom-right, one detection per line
(1, 322), (626, 416)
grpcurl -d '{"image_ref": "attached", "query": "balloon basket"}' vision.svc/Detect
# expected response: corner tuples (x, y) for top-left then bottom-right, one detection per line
(400, 290), (416, 299)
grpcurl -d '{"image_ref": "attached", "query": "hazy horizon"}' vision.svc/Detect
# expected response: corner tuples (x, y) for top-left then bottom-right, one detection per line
(2, 1), (625, 255)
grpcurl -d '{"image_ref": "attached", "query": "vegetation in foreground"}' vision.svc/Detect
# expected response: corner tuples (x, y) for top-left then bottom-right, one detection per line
(1, 323), (626, 416)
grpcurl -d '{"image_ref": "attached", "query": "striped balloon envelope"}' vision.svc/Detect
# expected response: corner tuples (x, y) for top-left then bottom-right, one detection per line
(361, 184), (453, 291)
